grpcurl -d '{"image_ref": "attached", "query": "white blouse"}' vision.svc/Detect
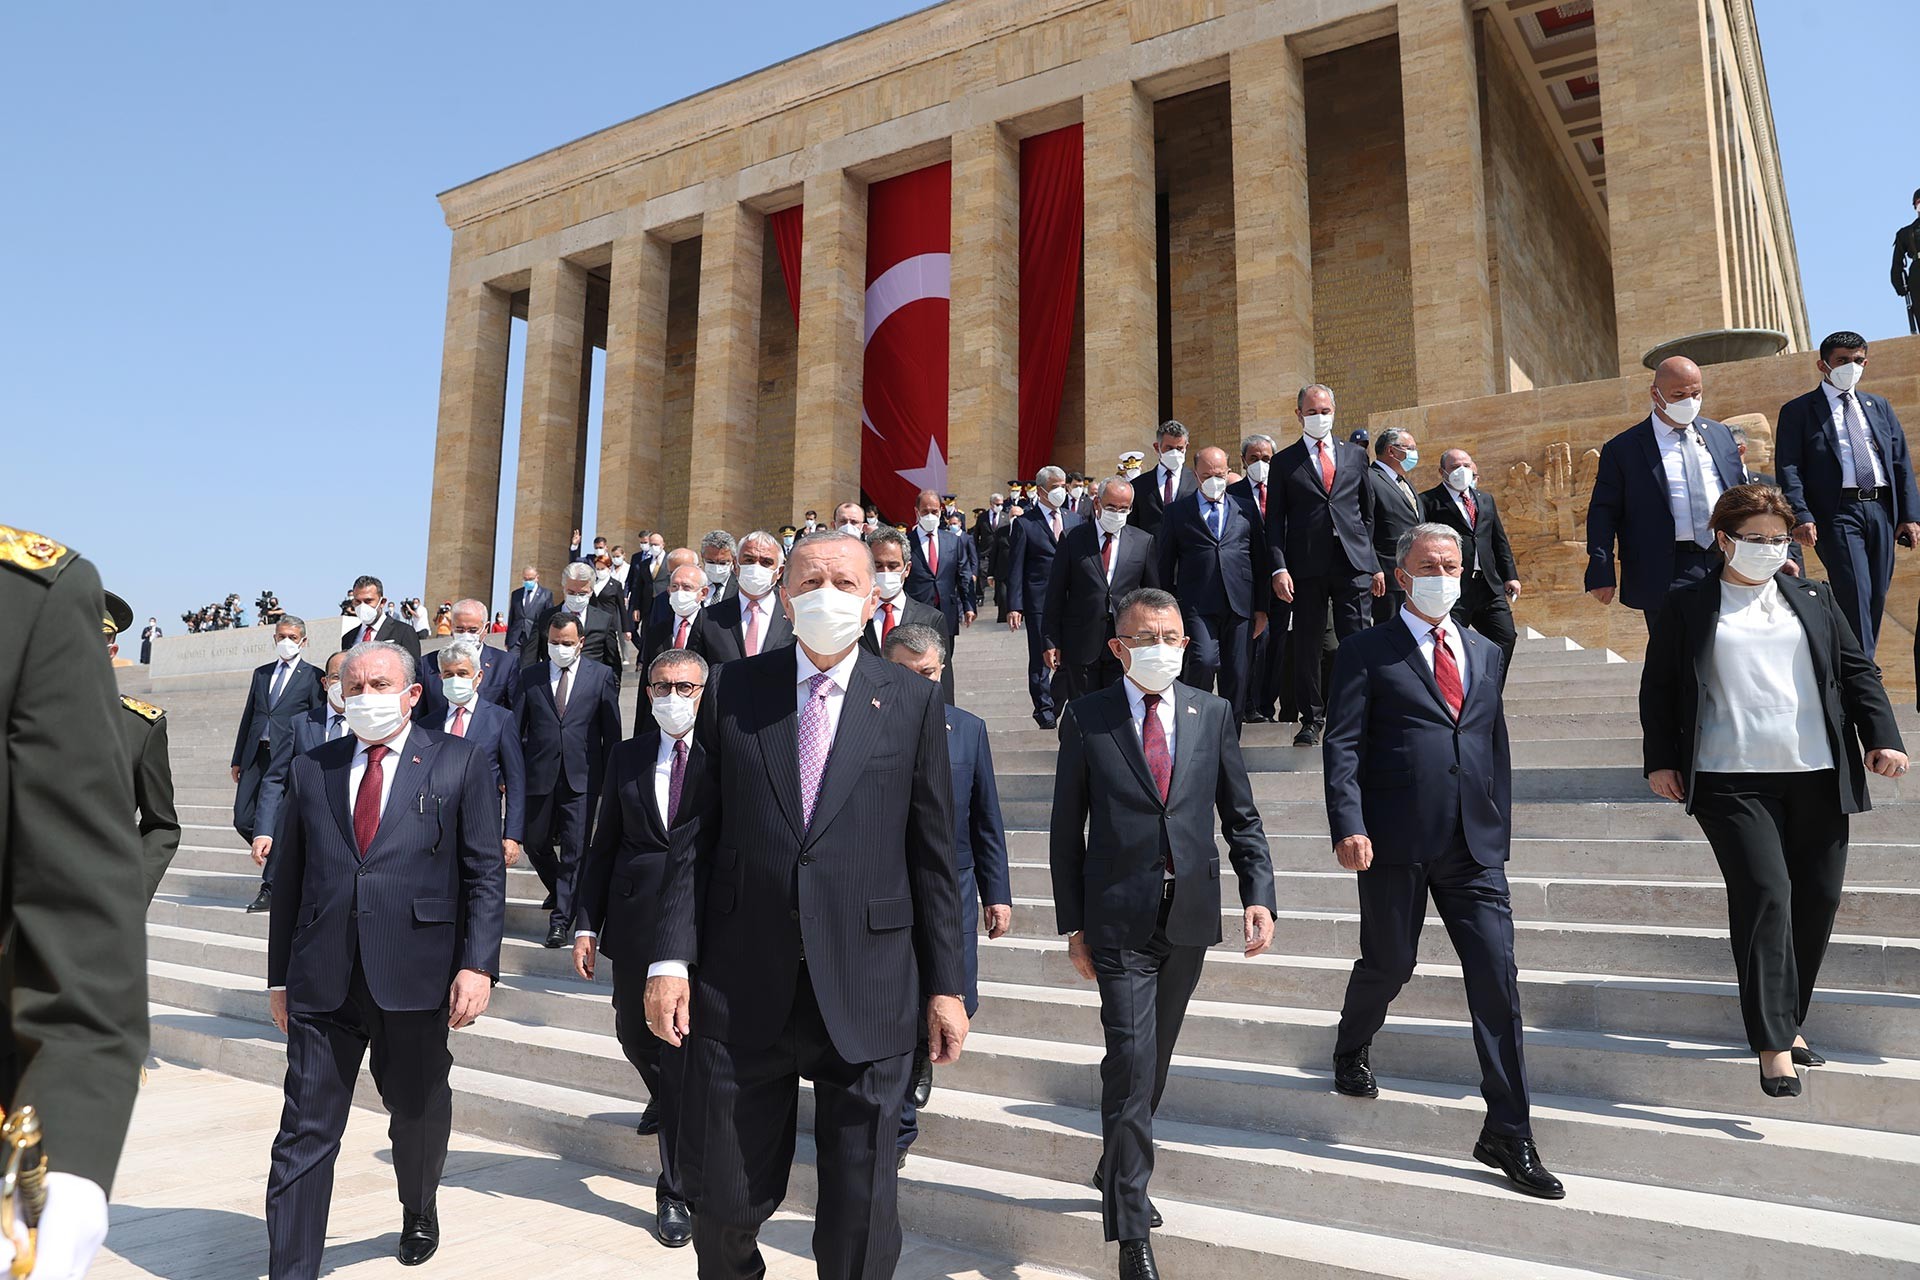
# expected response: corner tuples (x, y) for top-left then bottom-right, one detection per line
(1696, 578), (1834, 774)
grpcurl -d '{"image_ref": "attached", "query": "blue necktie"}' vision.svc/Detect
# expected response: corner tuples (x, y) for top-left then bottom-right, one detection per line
(1208, 500), (1223, 539)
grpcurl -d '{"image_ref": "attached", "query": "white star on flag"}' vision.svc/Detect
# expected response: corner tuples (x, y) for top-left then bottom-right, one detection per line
(896, 437), (947, 495)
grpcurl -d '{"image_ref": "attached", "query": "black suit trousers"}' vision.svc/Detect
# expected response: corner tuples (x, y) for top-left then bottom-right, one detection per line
(1290, 572), (1372, 724)
(1063, 650), (1125, 703)
(267, 957), (453, 1280)
(525, 784), (591, 930)
(613, 954), (685, 1202)
(1334, 835), (1531, 1137)
(1453, 577), (1517, 682)
(1689, 770), (1849, 1053)
(1090, 891), (1207, 1243)
(1814, 493), (1896, 657)
(1181, 611), (1252, 723)
(1023, 609), (1059, 715)
(678, 967), (912, 1280)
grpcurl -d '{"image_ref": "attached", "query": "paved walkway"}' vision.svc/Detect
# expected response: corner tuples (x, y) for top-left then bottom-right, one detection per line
(96, 1061), (1076, 1279)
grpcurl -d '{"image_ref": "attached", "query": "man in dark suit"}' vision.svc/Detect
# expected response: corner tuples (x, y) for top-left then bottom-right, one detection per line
(1131, 421), (1196, 537)
(1157, 446), (1270, 723)
(982, 493), (1016, 618)
(1007, 466), (1085, 728)
(1366, 428), (1424, 623)
(1322, 523), (1562, 1201)
(1585, 356), (1744, 613)
(1422, 449), (1521, 678)
(231, 614), (325, 912)
(1044, 477), (1159, 700)
(252, 650), (349, 878)
(416, 600), (519, 721)
(696, 530), (792, 667)
(425, 640), (526, 871)
(643, 561), (712, 678)
(507, 565), (553, 658)
(626, 546), (658, 663)
(264, 640), (506, 1273)
(645, 532), (969, 1280)
(341, 575), (423, 661)
(1268, 384), (1383, 746)
(947, 510), (981, 621)
(700, 530), (742, 607)
(882, 624), (1011, 1159)
(1776, 330), (1920, 656)
(572, 646), (712, 1249)
(516, 613), (622, 948)
(528, 561), (625, 685)
(1051, 587), (1276, 1280)
(1227, 434), (1287, 722)
(906, 488), (975, 653)
(865, 529), (954, 705)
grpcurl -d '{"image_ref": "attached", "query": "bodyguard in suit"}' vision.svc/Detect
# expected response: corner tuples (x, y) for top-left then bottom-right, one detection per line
(1268, 384), (1383, 745)
(1422, 449), (1522, 677)
(232, 615), (324, 911)
(572, 647), (712, 1249)
(1322, 523), (1563, 1200)
(517, 613), (622, 948)
(507, 566), (554, 658)
(696, 530), (792, 667)
(946, 510), (981, 621)
(1727, 424), (1805, 576)
(1584, 356), (1744, 612)
(1366, 428), (1425, 623)
(416, 600), (520, 722)
(1157, 446), (1270, 723)
(643, 561), (712, 678)
(264, 641), (506, 1275)
(645, 532), (969, 1280)
(341, 575), (423, 661)
(1228, 434), (1288, 721)
(700, 530), (743, 607)
(865, 529), (955, 705)
(427, 640), (525, 870)
(1007, 465), (1085, 728)
(882, 624), (1012, 1157)
(1044, 477), (1159, 700)
(907, 488), (976, 652)
(528, 561), (625, 685)
(1131, 421), (1197, 537)
(1775, 331), (1920, 656)
(252, 651), (350, 874)
(1051, 587), (1276, 1280)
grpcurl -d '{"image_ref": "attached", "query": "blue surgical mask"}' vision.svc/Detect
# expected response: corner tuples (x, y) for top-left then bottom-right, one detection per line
(1398, 449), (1420, 472)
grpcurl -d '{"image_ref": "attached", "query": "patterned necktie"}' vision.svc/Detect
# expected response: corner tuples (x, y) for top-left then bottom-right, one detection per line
(744, 599), (759, 657)
(1462, 490), (1478, 526)
(352, 744), (389, 857)
(1839, 391), (1880, 487)
(1163, 467), (1175, 504)
(1141, 694), (1172, 802)
(1675, 429), (1714, 548)
(667, 739), (688, 826)
(1431, 628), (1464, 719)
(450, 706), (467, 737)
(1317, 441), (1335, 491)
(554, 667), (571, 720)
(798, 673), (836, 829)
(1208, 499), (1223, 539)
(1256, 482), (1266, 518)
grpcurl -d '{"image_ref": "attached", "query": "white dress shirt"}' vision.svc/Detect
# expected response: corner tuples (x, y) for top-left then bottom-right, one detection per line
(1098, 531), (1119, 584)
(1154, 461), (1184, 502)
(1696, 578), (1833, 773)
(1400, 606), (1471, 701)
(1822, 380), (1889, 488)
(347, 721), (414, 829)
(1657, 422), (1725, 542)
(579, 728), (690, 943)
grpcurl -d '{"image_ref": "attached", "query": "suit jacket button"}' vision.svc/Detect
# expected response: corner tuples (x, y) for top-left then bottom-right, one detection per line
(1449, 765), (1460, 775)
(789, 909), (800, 920)
(799, 854), (814, 866)
(349, 909), (358, 919)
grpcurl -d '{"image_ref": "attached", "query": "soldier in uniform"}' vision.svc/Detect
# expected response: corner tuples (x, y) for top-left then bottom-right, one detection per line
(0, 524), (151, 1277)
(103, 590), (181, 902)
(1892, 188), (1920, 335)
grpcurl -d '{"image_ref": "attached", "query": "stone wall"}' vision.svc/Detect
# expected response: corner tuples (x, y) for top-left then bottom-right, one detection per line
(1157, 84), (1239, 448)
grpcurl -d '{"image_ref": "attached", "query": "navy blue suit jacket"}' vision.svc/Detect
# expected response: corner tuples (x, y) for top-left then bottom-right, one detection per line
(1007, 505), (1084, 614)
(1584, 415), (1743, 610)
(256, 704), (341, 845)
(427, 699), (525, 843)
(416, 644), (520, 723)
(265, 726), (506, 1013)
(516, 659), (621, 796)
(1157, 489), (1272, 619)
(576, 729), (708, 962)
(945, 705), (1010, 909)
(1322, 618), (1512, 868)
(230, 658), (324, 769)
(906, 526), (974, 633)
(1267, 438), (1377, 577)
(507, 585), (554, 654)
(1775, 386), (1920, 528)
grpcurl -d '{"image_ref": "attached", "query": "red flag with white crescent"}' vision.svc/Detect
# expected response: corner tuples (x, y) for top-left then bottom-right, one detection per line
(861, 164), (951, 523)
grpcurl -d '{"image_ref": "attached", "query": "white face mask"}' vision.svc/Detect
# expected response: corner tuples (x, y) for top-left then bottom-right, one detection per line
(274, 637), (303, 661)
(1160, 448), (1186, 471)
(788, 585), (870, 654)
(652, 693), (698, 738)
(592, 569), (611, 588)
(738, 563), (777, 597)
(1657, 393), (1702, 426)
(1827, 360), (1864, 393)
(875, 570), (905, 599)
(917, 512), (940, 533)
(1046, 486), (1069, 508)
(353, 603), (381, 627)
(704, 562), (732, 586)
(612, 556), (624, 568)
(441, 675), (477, 707)
(548, 642), (580, 669)
(1245, 460), (1271, 485)
(1302, 412), (1334, 440)
(1725, 537), (1791, 581)
(325, 682), (345, 713)
(564, 591), (591, 614)
(839, 522), (863, 537)
(1124, 643), (1184, 693)
(1447, 466), (1474, 493)
(1069, 486), (1086, 502)
(342, 691), (408, 742)
(669, 588), (703, 619)
(1405, 573), (1463, 618)
(1098, 508), (1130, 536)
(1199, 476), (1229, 502)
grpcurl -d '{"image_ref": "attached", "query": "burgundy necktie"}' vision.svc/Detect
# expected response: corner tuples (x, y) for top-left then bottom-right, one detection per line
(667, 739), (687, 826)
(1431, 628), (1464, 719)
(352, 744), (389, 858)
(1141, 695), (1174, 873)
(1463, 491), (1478, 526)
(1163, 468), (1174, 504)
(1101, 534), (1115, 575)
(1256, 482), (1266, 518)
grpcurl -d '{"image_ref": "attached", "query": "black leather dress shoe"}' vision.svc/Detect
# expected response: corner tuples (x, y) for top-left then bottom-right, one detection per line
(397, 1210), (439, 1265)
(1332, 1047), (1378, 1098)
(246, 885), (272, 913)
(1243, 710), (1272, 724)
(910, 1042), (934, 1109)
(654, 1197), (692, 1248)
(1792, 1044), (1827, 1068)
(1473, 1133), (1566, 1199)
(545, 922), (568, 949)
(1118, 1239), (1160, 1280)
(635, 1104), (660, 1136)
(1293, 722), (1321, 747)
(1035, 709), (1058, 730)
(1090, 1166), (1161, 1228)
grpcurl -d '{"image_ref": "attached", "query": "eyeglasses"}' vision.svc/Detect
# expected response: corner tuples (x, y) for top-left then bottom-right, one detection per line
(1726, 533), (1793, 547)
(1116, 633), (1187, 649)
(647, 680), (705, 698)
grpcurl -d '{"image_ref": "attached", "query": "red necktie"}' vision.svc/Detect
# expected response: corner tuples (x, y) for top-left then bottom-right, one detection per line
(352, 743), (389, 857)
(881, 602), (897, 640)
(1101, 533), (1115, 575)
(744, 599), (759, 656)
(1256, 482), (1266, 518)
(674, 617), (689, 648)
(926, 531), (938, 574)
(1431, 628), (1464, 719)
(361, 625), (375, 644)
(1141, 695), (1174, 873)
(450, 707), (467, 738)
(1462, 491), (1478, 525)
(1317, 442), (1335, 492)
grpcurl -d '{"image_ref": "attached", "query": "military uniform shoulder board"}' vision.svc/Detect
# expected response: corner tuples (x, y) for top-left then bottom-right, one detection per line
(121, 695), (164, 722)
(0, 525), (75, 582)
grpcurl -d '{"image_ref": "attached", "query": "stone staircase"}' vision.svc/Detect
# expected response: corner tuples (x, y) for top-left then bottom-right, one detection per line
(126, 626), (1920, 1277)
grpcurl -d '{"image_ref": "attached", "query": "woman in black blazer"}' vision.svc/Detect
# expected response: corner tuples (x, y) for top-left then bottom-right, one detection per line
(1641, 484), (1908, 1097)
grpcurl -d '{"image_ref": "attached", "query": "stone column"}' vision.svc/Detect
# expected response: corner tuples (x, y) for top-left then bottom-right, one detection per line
(426, 275), (512, 609)
(688, 202), (767, 538)
(948, 121), (1020, 506)
(511, 257), (591, 585)
(1400, 0), (1497, 404)
(1082, 81), (1159, 472)
(598, 232), (672, 545)
(1595, 0), (1731, 372)
(1231, 36), (1314, 432)
(793, 169), (868, 514)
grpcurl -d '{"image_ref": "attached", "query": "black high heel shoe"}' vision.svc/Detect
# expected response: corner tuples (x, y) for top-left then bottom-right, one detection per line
(1759, 1062), (1802, 1098)
(1791, 1044), (1826, 1068)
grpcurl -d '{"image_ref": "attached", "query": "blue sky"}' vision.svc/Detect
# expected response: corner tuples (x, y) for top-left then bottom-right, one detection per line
(0, 0), (1907, 629)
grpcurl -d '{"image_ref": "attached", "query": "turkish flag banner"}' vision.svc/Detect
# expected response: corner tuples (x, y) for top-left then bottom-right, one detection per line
(861, 163), (952, 524)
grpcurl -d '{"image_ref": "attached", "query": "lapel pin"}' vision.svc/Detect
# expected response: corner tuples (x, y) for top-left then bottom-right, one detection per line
(872, 697), (882, 709)
(411, 756), (422, 764)
(1186, 705), (1197, 715)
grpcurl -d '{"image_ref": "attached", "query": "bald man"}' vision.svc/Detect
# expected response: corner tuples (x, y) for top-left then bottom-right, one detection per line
(1585, 356), (1745, 611)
